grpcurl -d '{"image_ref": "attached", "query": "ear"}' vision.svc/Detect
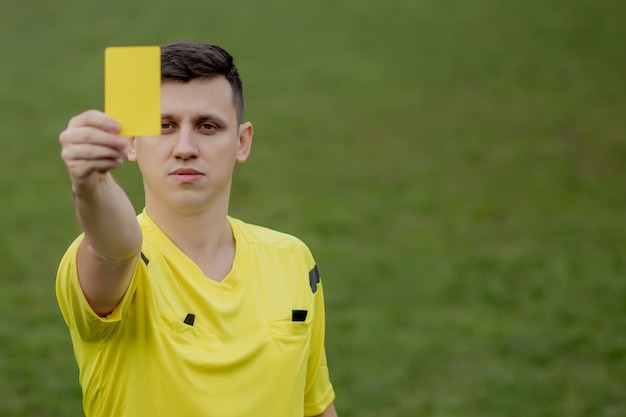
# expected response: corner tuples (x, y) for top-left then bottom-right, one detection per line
(126, 136), (138, 162)
(236, 122), (253, 163)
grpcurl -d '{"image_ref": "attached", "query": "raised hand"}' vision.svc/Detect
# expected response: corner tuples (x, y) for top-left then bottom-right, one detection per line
(59, 110), (128, 195)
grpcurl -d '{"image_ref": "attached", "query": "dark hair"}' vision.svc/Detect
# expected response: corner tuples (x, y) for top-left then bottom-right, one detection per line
(161, 40), (244, 123)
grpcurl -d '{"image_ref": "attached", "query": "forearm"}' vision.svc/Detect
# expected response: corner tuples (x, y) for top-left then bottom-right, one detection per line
(74, 173), (141, 261)
(60, 110), (142, 315)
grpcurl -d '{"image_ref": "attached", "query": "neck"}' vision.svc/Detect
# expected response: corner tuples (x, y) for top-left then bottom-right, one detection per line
(145, 201), (235, 279)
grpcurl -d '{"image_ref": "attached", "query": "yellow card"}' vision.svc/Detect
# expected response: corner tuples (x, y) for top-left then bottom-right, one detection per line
(104, 46), (161, 136)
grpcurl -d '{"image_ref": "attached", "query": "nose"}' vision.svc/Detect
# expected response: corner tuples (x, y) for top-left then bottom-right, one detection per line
(173, 126), (199, 160)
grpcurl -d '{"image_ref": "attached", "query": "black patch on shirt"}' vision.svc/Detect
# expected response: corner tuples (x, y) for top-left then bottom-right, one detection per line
(309, 265), (320, 293)
(184, 313), (195, 326)
(140, 252), (149, 265)
(292, 310), (308, 322)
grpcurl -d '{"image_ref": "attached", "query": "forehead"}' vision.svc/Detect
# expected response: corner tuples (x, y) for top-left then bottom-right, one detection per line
(160, 77), (236, 121)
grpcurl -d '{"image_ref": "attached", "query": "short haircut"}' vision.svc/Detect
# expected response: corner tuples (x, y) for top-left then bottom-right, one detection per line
(161, 40), (244, 123)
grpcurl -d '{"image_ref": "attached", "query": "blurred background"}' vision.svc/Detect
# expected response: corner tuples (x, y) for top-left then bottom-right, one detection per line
(0, 0), (625, 416)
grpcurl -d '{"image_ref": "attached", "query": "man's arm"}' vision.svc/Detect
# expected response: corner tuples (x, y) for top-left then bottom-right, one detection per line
(59, 110), (142, 316)
(312, 402), (338, 417)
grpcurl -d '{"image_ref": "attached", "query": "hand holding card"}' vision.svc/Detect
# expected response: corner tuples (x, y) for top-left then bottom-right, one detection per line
(104, 46), (161, 136)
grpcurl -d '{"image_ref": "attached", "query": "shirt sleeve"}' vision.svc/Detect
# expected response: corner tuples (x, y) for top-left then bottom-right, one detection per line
(303, 259), (336, 416)
(55, 234), (143, 343)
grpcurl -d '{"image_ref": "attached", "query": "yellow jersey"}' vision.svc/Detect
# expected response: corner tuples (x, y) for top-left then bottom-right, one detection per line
(56, 211), (335, 417)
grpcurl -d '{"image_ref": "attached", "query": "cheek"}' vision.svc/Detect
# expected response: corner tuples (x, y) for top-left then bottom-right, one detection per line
(134, 140), (168, 162)
(135, 152), (162, 176)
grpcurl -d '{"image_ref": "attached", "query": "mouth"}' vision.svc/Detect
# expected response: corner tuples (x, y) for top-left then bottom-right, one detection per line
(169, 168), (205, 182)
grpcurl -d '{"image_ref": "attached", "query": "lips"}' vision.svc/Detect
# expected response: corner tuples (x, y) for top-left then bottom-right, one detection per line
(170, 168), (205, 182)
(171, 168), (203, 175)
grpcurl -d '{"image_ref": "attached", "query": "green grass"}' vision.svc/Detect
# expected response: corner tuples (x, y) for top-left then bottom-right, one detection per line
(1, 0), (625, 416)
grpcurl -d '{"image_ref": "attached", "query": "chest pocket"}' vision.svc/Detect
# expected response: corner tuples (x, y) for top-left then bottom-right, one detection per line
(268, 316), (312, 338)
(159, 313), (216, 347)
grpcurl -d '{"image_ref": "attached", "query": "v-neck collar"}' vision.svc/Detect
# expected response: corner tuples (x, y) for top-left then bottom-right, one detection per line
(138, 210), (250, 299)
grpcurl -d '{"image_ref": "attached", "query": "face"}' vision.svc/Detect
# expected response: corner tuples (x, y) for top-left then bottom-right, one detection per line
(127, 77), (253, 215)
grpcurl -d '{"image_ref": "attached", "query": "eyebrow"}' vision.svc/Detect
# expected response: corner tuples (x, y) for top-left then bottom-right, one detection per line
(161, 113), (229, 127)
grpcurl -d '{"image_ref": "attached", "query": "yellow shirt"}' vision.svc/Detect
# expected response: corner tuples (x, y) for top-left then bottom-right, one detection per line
(56, 211), (335, 417)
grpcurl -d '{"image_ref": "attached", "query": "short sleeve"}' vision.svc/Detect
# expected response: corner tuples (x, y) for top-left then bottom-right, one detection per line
(303, 258), (336, 415)
(55, 235), (143, 343)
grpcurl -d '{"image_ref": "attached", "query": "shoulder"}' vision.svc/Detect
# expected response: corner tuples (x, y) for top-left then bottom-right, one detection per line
(230, 217), (304, 246)
(229, 217), (315, 264)
(231, 217), (322, 293)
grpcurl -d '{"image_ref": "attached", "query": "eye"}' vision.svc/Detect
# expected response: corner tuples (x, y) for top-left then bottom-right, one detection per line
(199, 123), (218, 134)
(161, 121), (175, 133)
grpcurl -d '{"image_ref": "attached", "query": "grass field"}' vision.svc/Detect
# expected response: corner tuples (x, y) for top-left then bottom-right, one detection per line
(1, 0), (625, 416)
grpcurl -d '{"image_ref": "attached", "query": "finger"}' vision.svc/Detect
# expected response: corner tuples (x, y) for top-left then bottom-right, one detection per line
(66, 158), (124, 179)
(61, 143), (127, 163)
(60, 126), (128, 150)
(67, 110), (121, 134)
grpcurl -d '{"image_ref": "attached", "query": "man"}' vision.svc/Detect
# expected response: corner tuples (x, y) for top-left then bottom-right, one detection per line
(57, 40), (337, 417)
